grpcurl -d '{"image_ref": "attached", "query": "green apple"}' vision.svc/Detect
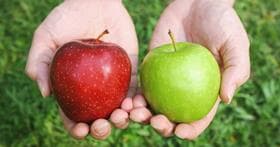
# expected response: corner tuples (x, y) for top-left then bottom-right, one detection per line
(140, 31), (220, 123)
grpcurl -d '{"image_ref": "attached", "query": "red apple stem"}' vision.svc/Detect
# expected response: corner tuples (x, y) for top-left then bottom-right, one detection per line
(168, 29), (177, 52)
(97, 29), (109, 40)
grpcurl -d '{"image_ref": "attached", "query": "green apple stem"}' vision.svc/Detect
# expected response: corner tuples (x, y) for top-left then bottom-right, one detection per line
(97, 29), (109, 40)
(168, 29), (177, 52)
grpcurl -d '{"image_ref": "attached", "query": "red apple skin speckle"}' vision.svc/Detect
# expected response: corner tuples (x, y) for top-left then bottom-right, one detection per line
(50, 39), (131, 123)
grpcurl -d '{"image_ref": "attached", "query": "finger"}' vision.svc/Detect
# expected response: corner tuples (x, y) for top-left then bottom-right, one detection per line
(126, 54), (138, 97)
(36, 62), (52, 97)
(70, 123), (90, 140)
(132, 94), (147, 108)
(90, 119), (111, 140)
(150, 115), (175, 137)
(59, 108), (89, 139)
(129, 107), (152, 123)
(25, 25), (57, 97)
(136, 87), (142, 94)
(220, 52), (250, 103)
(121, 97), (133, 112)
(59, 108), (75, 131)
(110, 109), (129, 129)
(220, 14), (250, 103)
(174, 99), (220, 140)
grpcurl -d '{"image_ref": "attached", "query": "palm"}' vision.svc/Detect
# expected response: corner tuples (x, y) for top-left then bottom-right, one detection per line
(26, 0), (138, 140)
(131, 0), (250, 140)
(43, 0), (138, 55)
(31, 0), (138, 95)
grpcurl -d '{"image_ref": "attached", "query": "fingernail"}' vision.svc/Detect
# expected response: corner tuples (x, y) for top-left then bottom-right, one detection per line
(175, 125), (195, 140)
(115, 119), (126, 126)
(38, 80), (47, 97)
(151, 122), (165, 131)
(129, 107), (152, 123)
(113, 117), (127, 126)
(226, 88), (235, 104)
(121, 98), (133, 112)
(176, 132), (185, 139)
(133, 95), (147, 108)
(94, 123), (109, 136)
(174, 127), (185, 139)
(226, 98), (232, 104)
(151, 115), (166, 130)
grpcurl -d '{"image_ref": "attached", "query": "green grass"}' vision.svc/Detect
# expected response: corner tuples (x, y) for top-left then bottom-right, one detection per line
(0, 0), (280, 146)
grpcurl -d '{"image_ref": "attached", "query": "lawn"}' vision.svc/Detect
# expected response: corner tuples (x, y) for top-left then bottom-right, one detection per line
(0, 0), (280, 146)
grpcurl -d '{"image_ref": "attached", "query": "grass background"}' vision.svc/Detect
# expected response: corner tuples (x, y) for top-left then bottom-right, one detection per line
(0, 0), (280, 146)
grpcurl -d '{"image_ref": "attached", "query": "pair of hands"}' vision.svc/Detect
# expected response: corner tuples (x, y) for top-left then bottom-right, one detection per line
(25, 0), (250, 140)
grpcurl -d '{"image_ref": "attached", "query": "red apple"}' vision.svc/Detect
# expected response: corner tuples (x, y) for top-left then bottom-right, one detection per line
(50, 30), (131, 123)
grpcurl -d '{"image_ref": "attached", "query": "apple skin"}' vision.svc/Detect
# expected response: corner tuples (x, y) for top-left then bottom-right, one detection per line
(140, 42), (220, 123)
(50, 39), (131, 123)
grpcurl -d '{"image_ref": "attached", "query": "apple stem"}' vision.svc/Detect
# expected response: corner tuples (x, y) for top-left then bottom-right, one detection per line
(97, 29), (109, 40)
(168, 29), (177, 52)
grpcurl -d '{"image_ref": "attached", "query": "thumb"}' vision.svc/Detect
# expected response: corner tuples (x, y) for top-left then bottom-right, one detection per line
(220, 33), (250, 103)
(25, 25), (56, 97)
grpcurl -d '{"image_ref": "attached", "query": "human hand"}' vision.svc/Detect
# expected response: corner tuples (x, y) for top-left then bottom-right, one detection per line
(130, 0), (250, 140)
(25, 0), (138, 140)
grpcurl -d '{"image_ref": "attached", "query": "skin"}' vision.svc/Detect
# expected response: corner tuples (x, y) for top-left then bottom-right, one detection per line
(26, 0), (250, 141)
(130, 0), (250, 140)
(25, 0), (138, 140)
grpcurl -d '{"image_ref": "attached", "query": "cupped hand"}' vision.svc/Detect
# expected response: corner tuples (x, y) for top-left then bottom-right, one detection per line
(25, 0), (138, 140)
(130, 0), (250, 140)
